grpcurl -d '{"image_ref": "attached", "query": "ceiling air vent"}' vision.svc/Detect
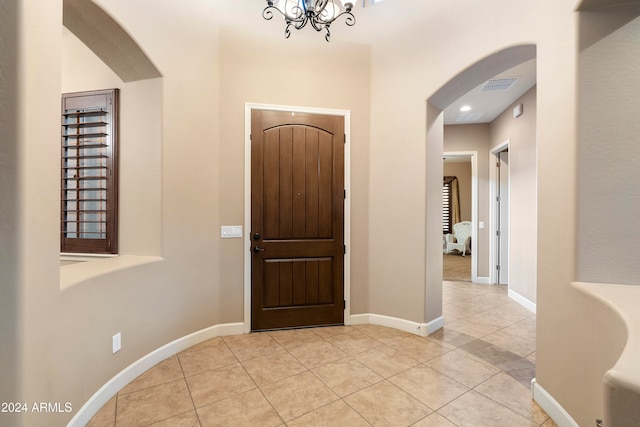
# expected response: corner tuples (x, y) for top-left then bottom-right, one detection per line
(482, 77), (519, 92)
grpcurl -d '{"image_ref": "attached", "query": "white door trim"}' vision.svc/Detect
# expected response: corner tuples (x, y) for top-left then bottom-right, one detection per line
(490, 139), (510, 285)
(244, 103), (352, 332)
(443, 151), (479, 283)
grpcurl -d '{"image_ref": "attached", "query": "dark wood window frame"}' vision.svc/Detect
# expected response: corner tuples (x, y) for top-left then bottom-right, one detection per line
(443, 176), (455, 234)
(61, 88), (119, 254)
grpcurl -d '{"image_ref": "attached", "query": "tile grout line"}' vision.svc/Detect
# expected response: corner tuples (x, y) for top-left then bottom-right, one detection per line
(234, 344), (287, 427)
(470, 371), (543, 424)
(92, 281), (548, 426)
(175, 350), (203, 427)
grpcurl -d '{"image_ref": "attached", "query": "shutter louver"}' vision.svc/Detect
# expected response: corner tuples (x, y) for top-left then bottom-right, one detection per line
(61, 89), (118, 254)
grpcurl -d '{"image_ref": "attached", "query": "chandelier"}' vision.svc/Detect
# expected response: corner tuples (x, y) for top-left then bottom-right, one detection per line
(263, 0), (356, 42)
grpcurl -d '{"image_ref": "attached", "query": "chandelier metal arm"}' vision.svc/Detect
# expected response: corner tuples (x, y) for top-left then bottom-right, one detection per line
(263, 0), (355, 42)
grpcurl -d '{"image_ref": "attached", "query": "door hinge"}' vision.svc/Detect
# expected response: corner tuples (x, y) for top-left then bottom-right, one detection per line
(344, 189), (346, 199)
(344, 133), (346, 144)
(496, 264), (501, 270)
(343, 300), (346, 309)
(343, 245), (346, 254)
(497, 230), (501, 236)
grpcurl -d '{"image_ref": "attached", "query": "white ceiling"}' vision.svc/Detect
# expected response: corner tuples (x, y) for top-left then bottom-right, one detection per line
(442, 59), (537, 125)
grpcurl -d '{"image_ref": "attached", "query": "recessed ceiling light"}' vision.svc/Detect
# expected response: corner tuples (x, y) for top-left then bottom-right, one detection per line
(460, 105), (472, 112)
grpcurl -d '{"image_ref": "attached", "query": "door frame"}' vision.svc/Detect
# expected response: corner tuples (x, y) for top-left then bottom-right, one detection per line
(442, 151), (479, 283)
(489, 139), (510, 286)
(244, 103), (352, 333)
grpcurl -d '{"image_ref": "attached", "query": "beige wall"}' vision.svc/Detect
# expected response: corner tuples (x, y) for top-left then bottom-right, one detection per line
(578, 10), (640, 286)
(61, 28), (163, 256)
(217, 27), (371, 316)
(3, 3), (371, 425)
(542, 6), (640, 426)
(490, 86), (537, 303)
(4, 0), (627, 426)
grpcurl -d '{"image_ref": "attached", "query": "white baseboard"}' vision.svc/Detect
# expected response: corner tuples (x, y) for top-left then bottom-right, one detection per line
(531, 378), (579, 427)
(425, 316), (444, 334)
(350, 313), (443, 337)
(67, 322), (245, 427)
(475, 276), (492, 284)
(508, 288), (536, 314)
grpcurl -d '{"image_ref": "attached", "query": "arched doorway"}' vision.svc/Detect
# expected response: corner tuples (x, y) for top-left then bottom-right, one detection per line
(425, 45), (537, 326)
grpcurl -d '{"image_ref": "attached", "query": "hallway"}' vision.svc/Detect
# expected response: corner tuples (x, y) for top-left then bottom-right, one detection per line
(88, 281), (555, 426)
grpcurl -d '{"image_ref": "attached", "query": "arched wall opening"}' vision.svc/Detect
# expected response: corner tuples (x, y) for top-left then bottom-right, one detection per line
(60, 0), (163, 264)
(63, 0), (161, 82)
(424, 45), (537, 324)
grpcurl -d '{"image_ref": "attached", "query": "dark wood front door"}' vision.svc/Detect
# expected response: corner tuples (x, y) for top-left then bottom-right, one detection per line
(251, 109), (345, 331)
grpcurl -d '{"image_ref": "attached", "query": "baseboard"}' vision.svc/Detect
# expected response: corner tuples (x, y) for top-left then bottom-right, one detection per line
(475, 276), (491, 284)
(531, 378), (579, 427)
(67, 322), (245, 427)
(508, 289), (536, 314)
(350, 313), (441, 337)
(425, 316), (444, 334)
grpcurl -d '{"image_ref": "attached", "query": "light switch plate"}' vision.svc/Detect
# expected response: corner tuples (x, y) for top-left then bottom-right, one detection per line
(112, 332), (121, 354)
(221, 226), (243, 238)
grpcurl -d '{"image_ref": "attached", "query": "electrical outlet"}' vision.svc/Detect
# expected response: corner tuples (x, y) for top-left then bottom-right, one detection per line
(112, 332), (121, 354)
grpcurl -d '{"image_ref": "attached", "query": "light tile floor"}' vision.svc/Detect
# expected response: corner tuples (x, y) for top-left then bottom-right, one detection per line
(88, 281), (558, 426)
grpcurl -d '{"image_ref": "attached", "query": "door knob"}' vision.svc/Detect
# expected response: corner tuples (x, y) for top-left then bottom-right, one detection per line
(253, 246), (265, 253)
(253, 233), (260, 240)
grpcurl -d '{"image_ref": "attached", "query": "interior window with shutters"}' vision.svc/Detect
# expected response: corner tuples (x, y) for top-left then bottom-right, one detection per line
(443, 178), (453, 234)
(61, 89), (119, 254)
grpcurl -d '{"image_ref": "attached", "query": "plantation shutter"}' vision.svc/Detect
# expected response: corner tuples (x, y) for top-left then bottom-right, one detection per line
(61, 89), (119, 254)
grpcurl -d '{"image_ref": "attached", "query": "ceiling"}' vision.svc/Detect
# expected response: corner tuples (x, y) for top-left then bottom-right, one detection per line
(196, 1), (538, 127)
(443, 58), (537, 125)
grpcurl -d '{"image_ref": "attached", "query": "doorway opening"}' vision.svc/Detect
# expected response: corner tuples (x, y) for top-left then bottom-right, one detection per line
(442, 152), (478, 283)
(425, 44), (537, 325)
(490, 141), (510, 286)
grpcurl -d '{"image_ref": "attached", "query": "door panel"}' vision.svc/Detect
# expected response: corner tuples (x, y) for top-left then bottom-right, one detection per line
(262, 258), (334, 308)
(251, 110), (344, 331)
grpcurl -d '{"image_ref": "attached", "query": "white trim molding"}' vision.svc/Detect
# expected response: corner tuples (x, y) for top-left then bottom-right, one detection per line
(508, 288), (536, 314)
(350, 313), (443, 336)
(425, 316), (445, 334)
(531, 378), (579, 427)
(67, 322), (244, 427)
(489, 139), (510, 286)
